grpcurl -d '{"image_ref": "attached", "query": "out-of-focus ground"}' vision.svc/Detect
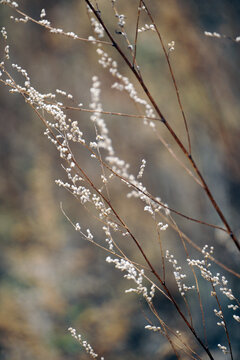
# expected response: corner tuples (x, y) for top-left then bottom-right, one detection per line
(0, 1), (239, 359)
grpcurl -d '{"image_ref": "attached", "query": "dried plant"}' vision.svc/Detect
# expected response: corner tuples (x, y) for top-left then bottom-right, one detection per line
(0, 1), (239, 359)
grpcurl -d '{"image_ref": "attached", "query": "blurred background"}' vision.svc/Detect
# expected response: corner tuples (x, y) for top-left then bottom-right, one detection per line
(0, 1), (239, 359)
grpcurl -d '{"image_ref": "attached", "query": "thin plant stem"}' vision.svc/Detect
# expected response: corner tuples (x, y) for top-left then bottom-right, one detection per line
(8, 5), (111, 45)
(171, 216), (208, 347)
(141, 0), (192, 155)
(209, 283), (233, 359)
(132, 0), (142, 71)
(154, 217), (166, 283)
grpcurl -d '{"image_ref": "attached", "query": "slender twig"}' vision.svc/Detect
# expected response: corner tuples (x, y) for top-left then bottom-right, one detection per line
(7, 5), (111, 46)
(60, 202), (170, 300)
(211, 284), (233, 360)
(171, 215), (208, 347)
(159, 211), (240, 279)
(154, 217), (166, 283)
(54, 103), (204, 186)
(149, 302), (204, 360)
(141, 0), (192, 155)
(132, 0), (142, 70)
